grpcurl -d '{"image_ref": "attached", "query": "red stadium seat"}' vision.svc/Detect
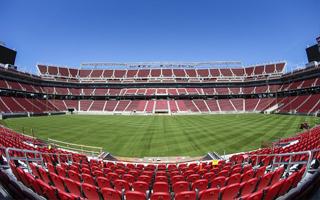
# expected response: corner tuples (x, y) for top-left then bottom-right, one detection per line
(170, 175), (185, 184)
(114, 179), (131, 192)
(107, 172), (120, 182)
(211, 176), (226, 188)
(269, 167), (284, 186)
(64, 178), (82, 197)
(154, 175), (168, 183)
(101, 187), (122, 200)
(202, 172), (216, 182)
(96, 176), (112, 188)
(153, 182), (170, 193)
(254, 166), (266, 178)
(58, 189), (82, 200)
(256, 172), (273, 191)
(262, 179), (285, 200)
(217, 170), (229, 178)
(138, 175), (152, 185)
(241, 169), (255, 183)
(16, 167), (31, 188)
(37, 179), (59, 200)
(199, 188), (220, 200)
(226, 173), (241, 186)
(29, 162), (41, 178)
(56, 166), (67, 177)
(125, 191), (147, 200)
(169, 171), (181, 178)
(277, 172), (297, 197)
(38, 167), (52, 184)
(81, 173), (96, 186)
(49, 172), (65, 191)
(175, 191), (197, 200)
(47, 163), (56, 174)
(25, 172), (43, 196)
(239, 177), (258, 197)
(172, 181), (189, 194)
(150, 192), (172, 200)
(122, 174), (136, 184)
(132, 181), (149, 193)
(67, 169), (81, 183)
(186, 174), (200, 183)
(82, 182), (102, 200)
(220, 183), (240, 200)
(191, 179), (208, 192)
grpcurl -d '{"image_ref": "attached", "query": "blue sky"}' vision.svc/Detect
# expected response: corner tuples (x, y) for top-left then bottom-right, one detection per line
(1, 0), (319, 74)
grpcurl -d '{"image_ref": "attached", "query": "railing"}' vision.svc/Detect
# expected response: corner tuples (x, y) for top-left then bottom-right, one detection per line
(247, 150), (313, 179)
(4, 147), (73, 174)
(48, 138), (103, 156)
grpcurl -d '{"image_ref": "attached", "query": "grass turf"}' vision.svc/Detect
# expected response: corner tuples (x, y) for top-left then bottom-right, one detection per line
(0, 114), (318, 157)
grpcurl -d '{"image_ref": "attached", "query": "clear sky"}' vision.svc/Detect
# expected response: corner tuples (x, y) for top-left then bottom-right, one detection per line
(1, 0), (319, 74)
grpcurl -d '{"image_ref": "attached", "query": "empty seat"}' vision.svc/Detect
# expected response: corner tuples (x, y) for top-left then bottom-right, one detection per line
(56, 166), (67, 177)
(122, 174), (136, 184)
(82, 182), (102, 200)
(220, 183), (240, 200)
(269, 167), (284, 186)
(49, 172), (66, 191)
(101, 187), (122, 200)
(199, 188), (220, 200)
(170, 175), (185, 184)
(125, 191), (147, 200)
(277, 172), (297, 197)
(133, 181), (149, 193)
(38, 167), (52, 184)
(262, 179), (285, 200)
(96, 176), (112, 188)
(154, 176), (168, 183)
(226, 173), (241, 186)
(241, 169), (255, 183)
(191, 179), (208, 192)
(211, 176), (226, 188)
(187, 174), (200, 183)
(138, 175), (152, 185)
(16, 167), (31, 188)
(150, 192), (172, 200)
(64, 178), (82, 197)
(81, 173), (96, 186)
(25, 172), (43, 196)
(256, 172), (273, 191)
(107, 172), (120, 182)
(175, 191), (197, 200)
(254, 166), (266, 178)
(202, 172), (216, 182)
(114, 179), (131, 192)
(239, 178), (258, 197)
(172, 181), (189, 194)
(153, 182), (170, 193)
(37, 179), (59, 200)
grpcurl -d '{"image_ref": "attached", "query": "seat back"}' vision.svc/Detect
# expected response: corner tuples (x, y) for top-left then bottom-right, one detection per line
(199, 188), (220, 200)
(150, 192), (172, 200)
(191, 179), (208, 192)
(133, 181), (149, 193)
(262, 179), (285, 200)
(241, 169), (255, 183)
(114, 179), (131, 192)
(56, 166), (67, 177)
(25, 172), (43, 195)
(211, 176), (226, 188)
(175, 191), (197, 200)
(269, 167), (284, 186)
(125, 191), (147, 200)
(37, 179), (59, 200)
(38, 167), (52, 184)
(81, 173), (96, 186)
(153, 182), (170, 193)
(220, 183), (240, 200)
(256, 172), (273, 191)
(49, 172), (65, 191)
(96, 176), (112, 188)
(82, 182), (101, 200)
(16, 167), (31, 188)
(101, 187), (122, 200)
(64, 177), (82, 197)
(239, 178), (258, 197)
(172, 181), (189, 194)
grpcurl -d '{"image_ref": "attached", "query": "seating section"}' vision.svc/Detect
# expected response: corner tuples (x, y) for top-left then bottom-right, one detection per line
(1, 124), (320, 200)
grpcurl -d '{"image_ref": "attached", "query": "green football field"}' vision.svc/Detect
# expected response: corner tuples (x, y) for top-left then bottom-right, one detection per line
(0, 114), (318, 157)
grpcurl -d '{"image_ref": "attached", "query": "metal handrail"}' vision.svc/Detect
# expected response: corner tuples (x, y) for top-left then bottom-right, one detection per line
(5, 147), (45, 174)
(247, 150), (312, 179)
(4, 147), (73, 174)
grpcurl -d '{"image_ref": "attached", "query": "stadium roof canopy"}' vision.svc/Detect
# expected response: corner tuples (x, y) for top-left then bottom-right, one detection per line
(81, 61), (243, 69)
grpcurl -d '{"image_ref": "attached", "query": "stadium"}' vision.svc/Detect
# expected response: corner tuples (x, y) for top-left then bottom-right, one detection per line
(1, 1), (320, 200)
